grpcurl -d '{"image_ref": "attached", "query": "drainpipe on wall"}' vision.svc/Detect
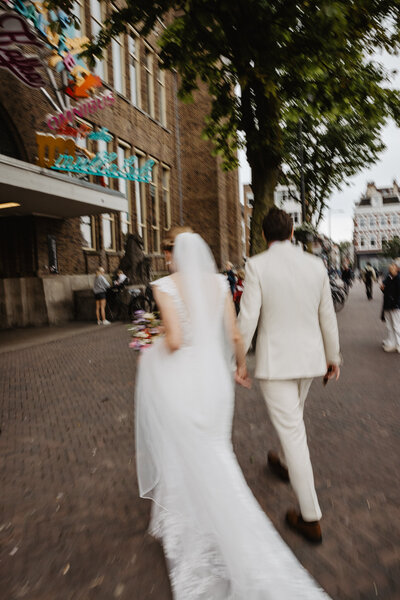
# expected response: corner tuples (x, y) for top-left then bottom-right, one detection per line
(173, 71), (184, 226)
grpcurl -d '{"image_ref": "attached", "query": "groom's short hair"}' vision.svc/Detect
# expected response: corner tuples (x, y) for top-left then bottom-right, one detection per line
(262, 208), (293, 242)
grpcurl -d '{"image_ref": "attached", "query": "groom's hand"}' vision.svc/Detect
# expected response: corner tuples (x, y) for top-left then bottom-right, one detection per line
(323, 363), (340, 385)
(235, 364), (251, 389)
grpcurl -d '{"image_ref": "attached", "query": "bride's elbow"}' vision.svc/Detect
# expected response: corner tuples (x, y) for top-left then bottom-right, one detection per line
(166, 334), (182, 352)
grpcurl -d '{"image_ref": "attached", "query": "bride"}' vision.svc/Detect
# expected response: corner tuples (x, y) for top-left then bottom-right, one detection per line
(135, 232), (330, 599)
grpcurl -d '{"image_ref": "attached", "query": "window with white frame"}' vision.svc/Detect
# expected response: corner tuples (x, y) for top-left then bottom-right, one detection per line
(369, 216), (375, 227)
(360, 217), (366, 228)
(150, 161), (160, 253)
(102, 213), (115, 250)
(117, 142), (132, 238)
(71, 1), (85, 36)
(144, 47), (155, 117)
(370, 235), (376, 247)
(134, 152), (147, 251)
(247, 214), (251, 229)
(246, 193), (253, 207)
(97, 138), (109, 186)
(360, 236), (365, 247)
(90, 0), (106, 80)
(80, 216), (96, 249)
(162, 166), (171, 231)
(128, 32), (140, 107)
(157, 62), (166, 126)
(393, 214), (399, 225)
(112, 35), (125, 95)
(380, 216), (386, 226)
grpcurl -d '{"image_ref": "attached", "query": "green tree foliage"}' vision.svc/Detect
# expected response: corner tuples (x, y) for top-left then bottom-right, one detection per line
(281, 113), (385, 227)
(48, 0), (400, 254)
(382, 236), (400, 259)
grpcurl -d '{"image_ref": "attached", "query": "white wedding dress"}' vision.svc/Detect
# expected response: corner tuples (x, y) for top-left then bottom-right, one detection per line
(135, 233), (330, 600)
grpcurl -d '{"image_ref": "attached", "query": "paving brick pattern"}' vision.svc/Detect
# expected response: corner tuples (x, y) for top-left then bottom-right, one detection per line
(0, 281), (399, 599)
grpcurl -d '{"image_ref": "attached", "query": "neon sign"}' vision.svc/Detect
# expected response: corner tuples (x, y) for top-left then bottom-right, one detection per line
(46, 92), (115, 130)
(0, 12), (45, 87)
(50, 152), (155, 183)
(9, 0), (101, 97)
(87, 128), (113, 142)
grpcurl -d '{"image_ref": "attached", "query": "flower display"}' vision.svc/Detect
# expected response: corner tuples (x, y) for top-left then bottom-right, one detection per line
(128, 311), (162, 351)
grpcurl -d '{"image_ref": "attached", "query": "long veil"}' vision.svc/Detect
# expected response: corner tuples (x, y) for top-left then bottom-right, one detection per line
(173, 232), (219, 346)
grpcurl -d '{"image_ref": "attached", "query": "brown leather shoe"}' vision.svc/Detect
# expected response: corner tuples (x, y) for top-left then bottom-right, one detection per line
(267, 451), (289, 482)
(286, 509), (322, 544)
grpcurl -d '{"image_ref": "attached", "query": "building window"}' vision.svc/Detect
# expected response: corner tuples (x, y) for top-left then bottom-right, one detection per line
(102, 213), (115, 250)
(128, 32), (140, 107)
(117, 142), (132, 240)
(134, 152), (147, 251)
(162, 166), (171, 230)
(370, 236), (376, 247)
(71, 1), (85, 36)
(380, 216), (386, 226)
(393, 215), (399, 225)
(144, 47), (155, 118)
(360, 217), (366, 228)
(80, 216), (95, 249)
(293, 213), (299, 224)
(157, 62), (166, 126)
(360, 236), (365, 247)
(90, 0), (107, 80)
(247, 214), (251, 229)
(112, 35), (125, 95)
(150, 161), (160, 253)
(97, 138), (109, 186)
(369, 216), (375, 227)
(246, 193), (253, 207)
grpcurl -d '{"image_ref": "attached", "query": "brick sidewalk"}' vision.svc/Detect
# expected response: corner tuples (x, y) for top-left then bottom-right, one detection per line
(0, 280), (399, 599)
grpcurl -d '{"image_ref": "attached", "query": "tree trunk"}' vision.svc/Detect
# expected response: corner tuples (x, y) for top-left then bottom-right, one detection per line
(249, 162), (279, 256)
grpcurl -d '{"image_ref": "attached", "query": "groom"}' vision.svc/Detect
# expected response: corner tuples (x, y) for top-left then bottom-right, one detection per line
(237, 207), (341, 543)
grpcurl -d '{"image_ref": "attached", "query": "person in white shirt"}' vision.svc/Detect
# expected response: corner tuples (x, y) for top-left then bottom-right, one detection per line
(238, 207), (341, 543)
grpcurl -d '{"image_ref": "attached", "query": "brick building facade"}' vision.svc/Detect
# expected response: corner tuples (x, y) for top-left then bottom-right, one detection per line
(0, 1), (242, 327)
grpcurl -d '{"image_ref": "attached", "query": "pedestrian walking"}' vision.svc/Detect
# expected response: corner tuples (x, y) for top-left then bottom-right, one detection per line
(380, 261), (400, 353)
(238, 207), (341, 544)
(93, 267), (111, 325)
(362, 262), (376, 300)
(225, 261), (236, 297)
(341, 263), (353, 294)
(233, 268), (245, 314)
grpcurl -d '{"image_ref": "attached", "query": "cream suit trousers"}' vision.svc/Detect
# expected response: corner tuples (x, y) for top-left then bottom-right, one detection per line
(259, 378), (322, 522)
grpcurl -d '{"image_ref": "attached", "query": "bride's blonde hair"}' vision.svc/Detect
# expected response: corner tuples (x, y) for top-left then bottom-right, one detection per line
(162, 226), (194, 252)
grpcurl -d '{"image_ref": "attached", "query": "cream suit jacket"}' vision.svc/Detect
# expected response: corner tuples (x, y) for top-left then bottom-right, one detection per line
(238, 240), (341, 380)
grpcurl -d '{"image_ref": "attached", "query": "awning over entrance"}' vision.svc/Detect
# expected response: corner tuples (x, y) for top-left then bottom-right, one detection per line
(0, 154), (128, 218)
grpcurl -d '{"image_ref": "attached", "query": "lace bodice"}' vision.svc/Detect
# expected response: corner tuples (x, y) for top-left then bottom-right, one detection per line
(152, 274), (228, 348)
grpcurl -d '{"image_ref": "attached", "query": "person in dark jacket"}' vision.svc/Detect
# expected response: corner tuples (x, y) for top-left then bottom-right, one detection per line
(380, 262), (400, 352)
(225, 261), (236, 297)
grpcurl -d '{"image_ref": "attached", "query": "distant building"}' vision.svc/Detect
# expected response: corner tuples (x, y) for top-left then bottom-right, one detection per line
(242, 184), (302, 257)
(353, 182), (400, 270)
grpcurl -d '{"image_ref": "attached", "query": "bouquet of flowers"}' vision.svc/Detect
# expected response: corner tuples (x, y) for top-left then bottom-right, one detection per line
(128, 310), (162, 351)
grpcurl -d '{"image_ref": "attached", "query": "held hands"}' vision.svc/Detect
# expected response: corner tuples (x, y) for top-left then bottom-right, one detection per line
(323, 363), (340, 386)
(235, 363), (252, 389)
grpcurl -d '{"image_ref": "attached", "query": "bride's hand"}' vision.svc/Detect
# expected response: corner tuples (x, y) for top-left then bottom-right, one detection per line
(235, 364), (251, 389)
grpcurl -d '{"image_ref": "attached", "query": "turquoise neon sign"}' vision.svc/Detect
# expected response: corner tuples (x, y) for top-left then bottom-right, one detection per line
(50, 152), (155, 183)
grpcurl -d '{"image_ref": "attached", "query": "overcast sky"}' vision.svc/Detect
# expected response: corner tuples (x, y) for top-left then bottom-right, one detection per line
(239, 53), (400, 243)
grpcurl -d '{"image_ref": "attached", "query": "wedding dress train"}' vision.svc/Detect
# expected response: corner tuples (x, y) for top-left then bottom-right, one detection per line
(135, 233), (330, 600)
